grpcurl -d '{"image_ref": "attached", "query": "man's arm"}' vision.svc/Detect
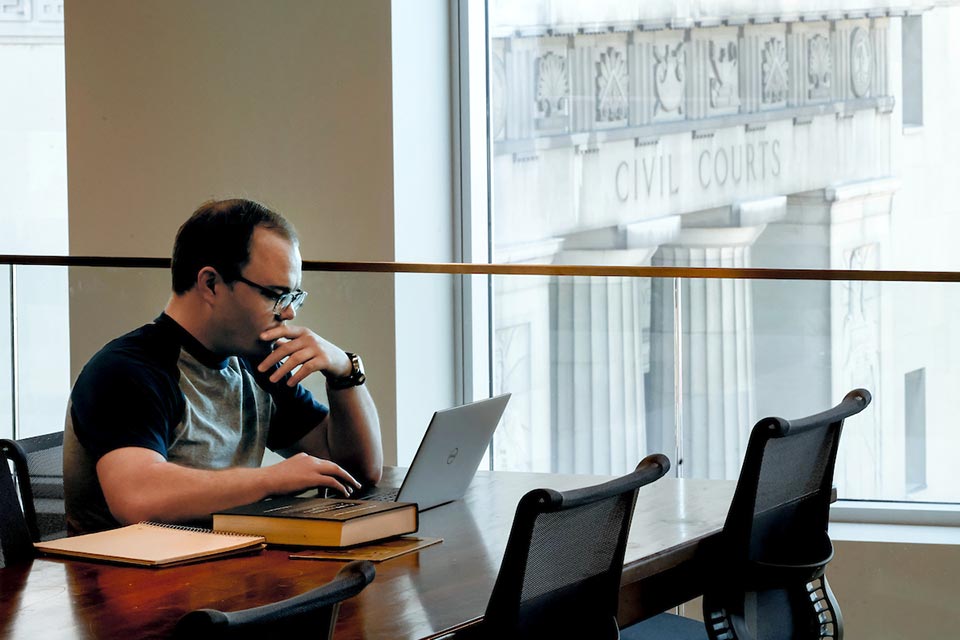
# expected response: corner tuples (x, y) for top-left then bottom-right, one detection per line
(96, 447), (361, 525)
(293, 383), (383, 486)
(258, 324), (384, 486)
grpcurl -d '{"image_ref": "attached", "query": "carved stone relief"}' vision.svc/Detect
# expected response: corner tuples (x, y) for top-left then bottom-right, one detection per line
(808, 33), (833, 100)
(838, 243), (881, 490)
(0, 0), (63, 36)
(709, 39), (739, 110)
(653, 42), (685, 117)
(761, 37), (789, 104)
(596, 46), (629, 122)
(494, 322), (533, 471)
(850, 27), (873, 98)
(535, 51), (570, 131)
(0, 0), (29, 21)
(38, 1), (63, 21)
(493, 19), (889, 143)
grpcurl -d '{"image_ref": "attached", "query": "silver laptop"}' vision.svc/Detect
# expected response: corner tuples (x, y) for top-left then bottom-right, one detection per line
(359, 394), (511, 511)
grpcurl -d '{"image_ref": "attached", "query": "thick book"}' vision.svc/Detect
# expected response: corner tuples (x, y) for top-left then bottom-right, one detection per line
(33, 522), (266, 567)
(213, 496), (419, 547)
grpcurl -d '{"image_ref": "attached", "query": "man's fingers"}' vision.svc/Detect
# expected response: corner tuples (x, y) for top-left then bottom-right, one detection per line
(286, 365), (314, 387)
(259, 337), (317, 374)
(313, 458), (360, 489)
(260, 324), (305, 343)
(268, 347), (311, 381)
(258, 339), (299, 371)
(270, 348), (326, 383)
(313, 476), (351, 497)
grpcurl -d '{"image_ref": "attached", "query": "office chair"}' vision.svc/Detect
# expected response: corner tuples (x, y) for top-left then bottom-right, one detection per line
(174, 559), (375, 639)
(698, 388), (871, 640)
(0, 440), (35, 568)
(0, 431), (67, 542)
(470, 453), (703, 638)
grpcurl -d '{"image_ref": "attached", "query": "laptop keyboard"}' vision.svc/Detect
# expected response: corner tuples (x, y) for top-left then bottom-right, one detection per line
(361, 487), (400, 502)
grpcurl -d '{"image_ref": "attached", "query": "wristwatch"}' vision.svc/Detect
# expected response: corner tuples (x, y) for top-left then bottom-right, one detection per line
(327, 351), (366, 390)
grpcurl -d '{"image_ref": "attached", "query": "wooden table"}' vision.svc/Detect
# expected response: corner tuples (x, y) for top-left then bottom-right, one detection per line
(0, 468), (734, 639)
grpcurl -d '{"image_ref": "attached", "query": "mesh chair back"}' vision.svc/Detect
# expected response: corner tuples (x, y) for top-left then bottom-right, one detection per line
(0, 442), (34, 567)
(725, 389), (870, 577)
(704, 388), (871, 640)
(0, 432), (67, 542)
(174, 559), (375, 639)
(483, 453), (671, 638)
(750, 423), (836, 569)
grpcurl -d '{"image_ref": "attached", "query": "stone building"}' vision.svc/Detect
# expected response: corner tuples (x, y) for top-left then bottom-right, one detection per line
(488, 0), (959, 502)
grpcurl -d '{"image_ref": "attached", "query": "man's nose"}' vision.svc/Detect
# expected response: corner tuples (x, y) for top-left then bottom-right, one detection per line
(277, 304), (297, 322)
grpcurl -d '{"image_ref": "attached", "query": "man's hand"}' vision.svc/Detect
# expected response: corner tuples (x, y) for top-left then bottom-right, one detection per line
(267, 452), (361, 497)
(257, 324), (351, 386)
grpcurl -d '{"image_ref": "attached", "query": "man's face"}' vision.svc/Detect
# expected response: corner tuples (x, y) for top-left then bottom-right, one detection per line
(215, 227), (303, 359)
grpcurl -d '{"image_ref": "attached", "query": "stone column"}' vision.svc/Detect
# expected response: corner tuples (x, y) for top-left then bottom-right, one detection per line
(752, 178), (896, 498)
(649, 197), (785, 480)
(551, 217), (679, 475)
(493, 239), (564, 473)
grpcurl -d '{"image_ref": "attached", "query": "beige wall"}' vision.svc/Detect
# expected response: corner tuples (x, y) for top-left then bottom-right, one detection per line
(829, 540), (960, 638)
(66, 0), (395, 262)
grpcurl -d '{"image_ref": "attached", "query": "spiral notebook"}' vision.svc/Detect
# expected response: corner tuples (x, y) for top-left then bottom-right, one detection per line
(34, 522), (266, 567)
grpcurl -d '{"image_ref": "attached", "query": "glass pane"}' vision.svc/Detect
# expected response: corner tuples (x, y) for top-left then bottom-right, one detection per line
(492, 273), (677, 477)
(0, 5), (68, 439)
(0, 266), (10, 438)
(489, 271), (960, 503)
(486, 4), (960, 270)
(0, 6), (67, 254)
(16, 266), (71, 439)
(483, 1), (960, 506)
(61, 267), (455, 474)
(691, 277), (960, 504)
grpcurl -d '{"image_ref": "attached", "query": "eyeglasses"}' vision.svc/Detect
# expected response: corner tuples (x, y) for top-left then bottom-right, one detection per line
(235, 275), (308, 315)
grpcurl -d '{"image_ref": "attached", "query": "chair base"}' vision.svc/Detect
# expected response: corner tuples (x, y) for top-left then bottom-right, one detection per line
(620, 612), (707, 639)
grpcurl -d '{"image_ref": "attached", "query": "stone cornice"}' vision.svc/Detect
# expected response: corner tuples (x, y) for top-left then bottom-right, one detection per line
(489, 1), (952, 37)
(495, 97), (893, 156)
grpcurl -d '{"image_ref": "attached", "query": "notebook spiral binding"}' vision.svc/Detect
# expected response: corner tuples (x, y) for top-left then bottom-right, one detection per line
(139, 521), (261, 538)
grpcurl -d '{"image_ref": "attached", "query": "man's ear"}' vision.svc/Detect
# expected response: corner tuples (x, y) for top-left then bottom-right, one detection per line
(196, 267), (219, 300)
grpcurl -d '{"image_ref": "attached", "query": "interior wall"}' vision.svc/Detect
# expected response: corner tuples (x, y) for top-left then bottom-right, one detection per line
(828, 539), (960, 638)
(63, 0), (429, 465)
(65, 1), (396, 262)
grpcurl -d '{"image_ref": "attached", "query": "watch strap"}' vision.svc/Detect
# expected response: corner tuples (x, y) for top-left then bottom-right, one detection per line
(327, 352), (366, 390)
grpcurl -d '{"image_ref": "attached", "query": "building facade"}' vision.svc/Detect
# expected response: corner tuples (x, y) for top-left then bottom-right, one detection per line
(488, 0), (960, 502)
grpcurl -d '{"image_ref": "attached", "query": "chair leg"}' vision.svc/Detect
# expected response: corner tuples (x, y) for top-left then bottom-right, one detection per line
(702, 595), (738, 640)
(807, 576), (842, 639)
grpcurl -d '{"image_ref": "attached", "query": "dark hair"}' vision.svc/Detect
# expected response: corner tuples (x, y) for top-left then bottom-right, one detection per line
(171, 199), (298, 294)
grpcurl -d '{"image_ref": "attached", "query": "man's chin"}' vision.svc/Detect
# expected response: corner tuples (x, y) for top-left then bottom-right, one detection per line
(243, 340), (275, 362)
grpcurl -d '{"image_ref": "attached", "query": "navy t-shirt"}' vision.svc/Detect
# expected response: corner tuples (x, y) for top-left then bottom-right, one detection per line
(63, 313), (328, 534)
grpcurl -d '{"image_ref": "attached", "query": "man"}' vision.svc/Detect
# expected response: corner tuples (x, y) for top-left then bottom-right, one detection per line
(63, 199), (382, 535)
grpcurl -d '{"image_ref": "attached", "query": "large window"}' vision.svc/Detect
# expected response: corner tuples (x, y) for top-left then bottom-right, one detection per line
(0, 0), (69, 441)
(479, 2), (960, 504)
